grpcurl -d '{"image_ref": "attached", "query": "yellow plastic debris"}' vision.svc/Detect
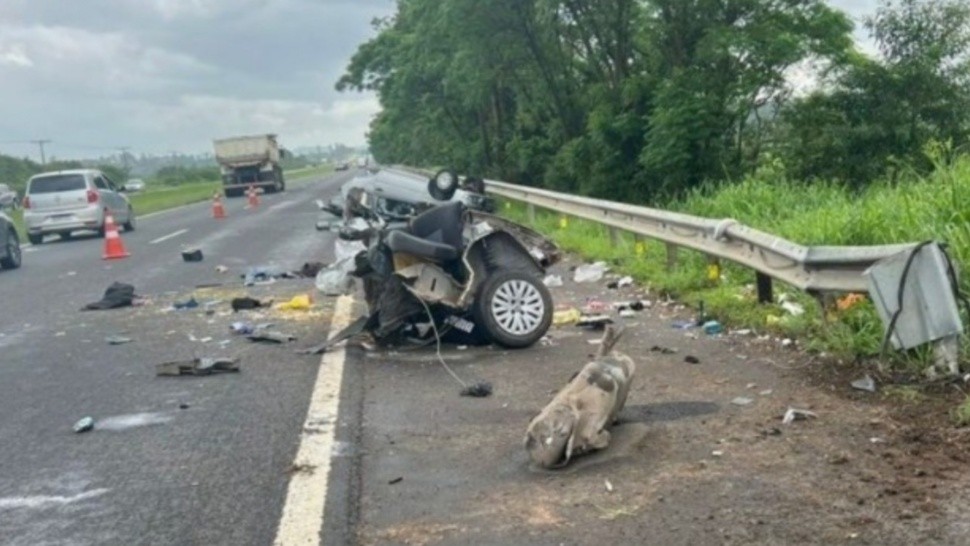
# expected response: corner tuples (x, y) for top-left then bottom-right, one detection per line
(559, 216), (569, 229)
(553, 308), (582, 326)
(277, 294), (312, 311)
(635, 241), (647, 256)
(707, 263), (721, 282)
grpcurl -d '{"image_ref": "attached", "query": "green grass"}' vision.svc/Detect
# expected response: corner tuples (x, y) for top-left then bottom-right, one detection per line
(501, 151), (970, 375)
(285, 164), (335, 182)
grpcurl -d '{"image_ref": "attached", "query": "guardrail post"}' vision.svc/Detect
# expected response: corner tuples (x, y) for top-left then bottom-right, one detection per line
(527, 203), (536, 223)
(665, 243), (679, 271)
(756, 272), (773, 304)
(608, 227), (620, 247)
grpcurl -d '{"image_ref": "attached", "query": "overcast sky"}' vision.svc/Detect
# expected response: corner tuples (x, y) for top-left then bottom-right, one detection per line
(0, 0), (876, 161)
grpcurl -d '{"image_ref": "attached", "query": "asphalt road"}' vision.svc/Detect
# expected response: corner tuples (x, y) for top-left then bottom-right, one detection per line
(0, 170), (355, 546)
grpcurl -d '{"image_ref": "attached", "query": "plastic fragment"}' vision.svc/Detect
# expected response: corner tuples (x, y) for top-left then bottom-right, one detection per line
(73, 417), (95, 433)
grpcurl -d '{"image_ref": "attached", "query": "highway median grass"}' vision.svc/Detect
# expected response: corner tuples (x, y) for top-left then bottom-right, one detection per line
(502, 151), (970, 379)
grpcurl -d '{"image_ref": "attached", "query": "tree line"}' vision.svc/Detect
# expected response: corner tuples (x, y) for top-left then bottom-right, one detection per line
(338, 0), (970, 201)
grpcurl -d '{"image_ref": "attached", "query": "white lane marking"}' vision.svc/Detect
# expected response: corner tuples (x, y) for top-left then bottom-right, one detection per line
(0, 489), (110, 510)
(149, 228), (189, 244)
(275, 295), (354, 546)
(267, 200), (299, 212)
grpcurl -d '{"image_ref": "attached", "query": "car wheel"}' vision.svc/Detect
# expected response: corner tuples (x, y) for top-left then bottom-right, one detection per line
(123, 207), (136, 231)
(27, 233), (43, 245)
(61, 232), (73, 240)
(472, 270), (553, 348)
(0, 230), (21, 269)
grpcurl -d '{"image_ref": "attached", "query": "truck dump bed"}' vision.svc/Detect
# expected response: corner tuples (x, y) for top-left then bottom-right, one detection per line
(213, 135), (280, 167)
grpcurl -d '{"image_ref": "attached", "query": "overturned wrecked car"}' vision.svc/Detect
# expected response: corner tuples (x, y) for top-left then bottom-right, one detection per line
(309, 170), (559, 352)
(318, 168), (494, 225)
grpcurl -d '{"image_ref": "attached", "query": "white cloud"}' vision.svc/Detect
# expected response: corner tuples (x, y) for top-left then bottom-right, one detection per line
(0, 44), (32, 67)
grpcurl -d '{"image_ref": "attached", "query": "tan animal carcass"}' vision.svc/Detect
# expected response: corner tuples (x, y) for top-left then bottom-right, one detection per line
(525, 326), (635, 468)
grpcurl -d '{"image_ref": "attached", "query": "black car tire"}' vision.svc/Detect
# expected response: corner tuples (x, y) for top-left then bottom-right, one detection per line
(472, 270), (553, 348)
(0, 229), (21, 269)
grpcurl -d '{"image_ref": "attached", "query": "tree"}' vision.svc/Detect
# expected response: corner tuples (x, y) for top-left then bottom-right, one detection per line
(779, 0), (970, 185)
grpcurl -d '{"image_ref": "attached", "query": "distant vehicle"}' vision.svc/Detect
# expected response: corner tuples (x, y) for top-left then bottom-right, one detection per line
(0, 210), (21, 269)
(213, 134), (286, 197)
(335, 161), (350, 171)
(124, 179), (146, 192)
(22, 169), (135, 245)
(356, 157), (369, 168)
(0, 184), (18, 210)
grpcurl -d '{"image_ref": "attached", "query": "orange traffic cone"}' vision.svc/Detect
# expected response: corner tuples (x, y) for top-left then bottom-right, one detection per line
(102, 210), (130, 260)
(247, 185), (260, 209)
(212, 192), (227, 219)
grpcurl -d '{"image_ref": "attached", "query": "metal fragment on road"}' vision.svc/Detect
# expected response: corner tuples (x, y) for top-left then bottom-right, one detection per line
(782, 407), (817, 425)
(73, 416), (95, 433)
(851, 375), (877, 393)
(731, 397), (754, 406)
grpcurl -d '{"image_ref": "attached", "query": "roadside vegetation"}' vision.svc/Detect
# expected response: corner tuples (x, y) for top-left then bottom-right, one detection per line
(504, 149), (970, 376)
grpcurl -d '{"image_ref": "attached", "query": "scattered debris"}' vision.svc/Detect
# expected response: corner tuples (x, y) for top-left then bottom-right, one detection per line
(577, 314), (613, 330)
(712, 450), (724, 457)
(553, 308), (582, 326)
(762, 427), (782, 437)
(81, 282), (136, 311)
(782, 407), (817, 425)
(617, 276), (634, 288)
(781, 301), (805, 316)
(457, 345), (469, 351)
(525, 326), (632, 468)
(298, 262), (326, 278)
(105, 335), (132, 345)
(619, 309), (636, 318)
(231, 297), (269, 312)
(731, 329), (753, 336)
(179, 403), (190, 410)
(173, 297), (199, 310)
(247, 331), (296, 344)
(684, 355), (700, 364)
(702, 320), (723, 335)
(851, 375), (877, 393)
(650, 345), (677, 355)
(829, 453), (851, 465)
(671, 320), (695, 330)
(277, 294), (312, 311)
(156, 358), (240, 377)
(781, 338), (794, 348)
(460, 382), (493, 398)
(181, 248), (204, 262)
(388, 477), (404, 485)
(837, 293), (865, 311)
(604, 479), (614, 493)
(759, 389), (774, 396)
(243, 266), (292, 286)
(543, 274), (564, 287)
(606, 280), (619, 289)
(583, 299), (608, 314)
(230, 322), (255, 335)
(73, 417), (95, 433)
(869, 437), (886, 444)
(574, 261), (609, 283)
(215, 265), (229, 274)
(731, 397), (754, 406)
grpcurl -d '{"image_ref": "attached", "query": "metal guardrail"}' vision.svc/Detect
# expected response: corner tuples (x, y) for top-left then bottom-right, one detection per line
(389, 166), (917, 296)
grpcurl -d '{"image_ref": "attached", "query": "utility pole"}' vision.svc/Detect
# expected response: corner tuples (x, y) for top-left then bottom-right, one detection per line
(30, 139), (50, 165)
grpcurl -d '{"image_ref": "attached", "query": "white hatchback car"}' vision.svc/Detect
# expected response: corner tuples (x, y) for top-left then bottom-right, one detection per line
(22, 169), (135, 245)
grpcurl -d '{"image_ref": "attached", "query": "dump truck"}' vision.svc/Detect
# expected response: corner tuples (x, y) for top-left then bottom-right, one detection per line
(213, 134), (286, 197)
